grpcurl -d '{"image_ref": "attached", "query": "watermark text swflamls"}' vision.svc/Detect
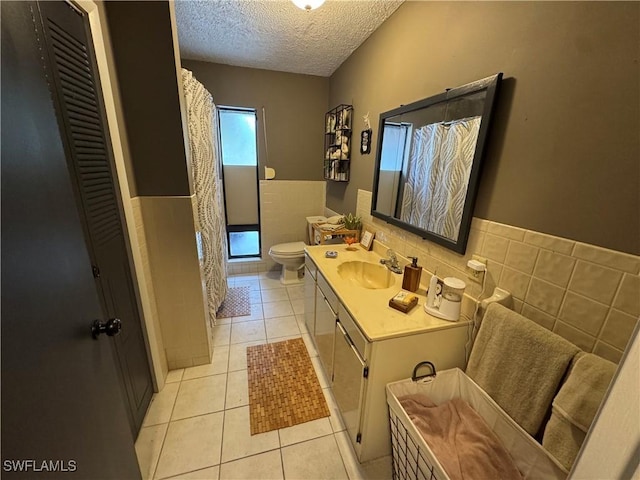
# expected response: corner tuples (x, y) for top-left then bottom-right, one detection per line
(3, 460), (77, 473)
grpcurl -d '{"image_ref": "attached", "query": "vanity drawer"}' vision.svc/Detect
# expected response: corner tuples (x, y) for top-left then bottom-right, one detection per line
(338, 303), (367, 359)
(317, 272), (338, 314)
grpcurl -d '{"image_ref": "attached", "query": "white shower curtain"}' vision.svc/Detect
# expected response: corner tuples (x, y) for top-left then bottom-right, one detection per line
(402, 117), (481, 240)
(401, 122), (443, 229)
(181, 68), (228, 326)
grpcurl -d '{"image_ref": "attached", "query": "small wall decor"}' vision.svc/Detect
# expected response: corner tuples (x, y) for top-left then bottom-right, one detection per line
(360, 229), (375, 251)
(360, 129), (372, 154)
(361, 112), (372, 155)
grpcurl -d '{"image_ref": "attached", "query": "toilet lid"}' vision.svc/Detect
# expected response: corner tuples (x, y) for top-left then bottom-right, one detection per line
(270, 241), (306, 256)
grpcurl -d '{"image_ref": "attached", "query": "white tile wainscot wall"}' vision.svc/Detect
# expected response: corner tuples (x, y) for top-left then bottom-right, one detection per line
(131, 197), (168, 381)
(227, 180), (326, 275)
(356, 189), (640, 364)
(137, 195), (213, 370)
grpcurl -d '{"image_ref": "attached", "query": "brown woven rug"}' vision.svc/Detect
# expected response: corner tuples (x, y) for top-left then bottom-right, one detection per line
(216, 286), (251, 318)
(247, 338), (330, 435)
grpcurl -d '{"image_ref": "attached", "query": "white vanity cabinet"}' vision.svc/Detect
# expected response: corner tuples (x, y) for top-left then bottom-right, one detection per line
(315, 272), (338, 379)
(303, 256), (316, 335)
(303, 250), (469, 463)
(333, 304), (367, 453)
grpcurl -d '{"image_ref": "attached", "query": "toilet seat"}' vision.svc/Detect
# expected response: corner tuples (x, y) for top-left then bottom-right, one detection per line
(269, 241), (306, 257)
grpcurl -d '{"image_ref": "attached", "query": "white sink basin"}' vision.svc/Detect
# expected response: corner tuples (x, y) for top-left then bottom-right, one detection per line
(337, 261), (395, 290)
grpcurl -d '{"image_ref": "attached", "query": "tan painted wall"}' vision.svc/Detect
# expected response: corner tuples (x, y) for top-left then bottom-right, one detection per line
(181, 60), (329, 181)
(328, 1), (639, 255)
(105, 1), (191, 197)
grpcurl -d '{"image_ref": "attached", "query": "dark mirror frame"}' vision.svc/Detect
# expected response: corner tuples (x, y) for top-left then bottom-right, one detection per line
(371, 73), (503, 254)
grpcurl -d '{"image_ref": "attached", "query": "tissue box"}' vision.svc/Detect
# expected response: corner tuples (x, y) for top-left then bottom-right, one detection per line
(389, 291), (418, 313)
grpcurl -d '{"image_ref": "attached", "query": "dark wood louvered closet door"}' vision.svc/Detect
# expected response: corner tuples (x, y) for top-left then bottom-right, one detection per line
(2, 1), (141, 476)
(37, 0), (152, 435)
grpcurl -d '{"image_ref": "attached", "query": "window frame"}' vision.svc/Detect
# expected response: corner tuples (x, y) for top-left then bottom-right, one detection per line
(217, 106), (262, 260)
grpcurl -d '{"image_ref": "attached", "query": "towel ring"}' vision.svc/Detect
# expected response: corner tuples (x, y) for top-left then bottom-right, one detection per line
(412, 361), (437, 382)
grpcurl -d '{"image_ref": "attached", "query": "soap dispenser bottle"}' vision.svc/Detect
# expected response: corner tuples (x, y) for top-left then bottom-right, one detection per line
(402, 257), (422, 292)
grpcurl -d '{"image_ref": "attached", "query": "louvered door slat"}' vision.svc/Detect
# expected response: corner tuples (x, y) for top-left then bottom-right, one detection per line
(74, 140), (104, 150)
(92, 214), (119, 232)
(66, 103), (101, 125)
(79, 170), (110, 179)
(49, 23), (87, 56)
(86, 199), (114, 212)
(72, 132), (103, 143)
(60, 86), (95, 109)
(66, 92), (99, 112)
(85, 188), (112, 199)
(91, 208), (118, 225)
(84, 177), (113, 188)
(76, 145), (106, 154)
(54, 52), (92, 80)
(48, 36), (90, 69)
(58, 66), (95, 95)
(77, 157), (108, 166)
(73, 124), (102, 137)
(67, 101), (100, 119)
(47, 18), (120, 248)
(85, 188), (112, 200)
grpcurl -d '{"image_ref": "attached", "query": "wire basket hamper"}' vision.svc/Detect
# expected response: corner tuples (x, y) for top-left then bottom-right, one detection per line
(389, 405), (440, 480)
(386, 363), (567, 480)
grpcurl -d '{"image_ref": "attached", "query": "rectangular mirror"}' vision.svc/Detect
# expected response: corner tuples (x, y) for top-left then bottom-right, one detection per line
(371, 73), (502, 254)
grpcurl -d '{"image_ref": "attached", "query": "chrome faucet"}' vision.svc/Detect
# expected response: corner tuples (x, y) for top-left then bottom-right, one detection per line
(380, 249), (403, 274)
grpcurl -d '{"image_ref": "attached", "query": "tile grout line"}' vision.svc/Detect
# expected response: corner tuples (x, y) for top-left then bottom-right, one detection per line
(150, 375), (181, 480)
(593, 273), (627, 347)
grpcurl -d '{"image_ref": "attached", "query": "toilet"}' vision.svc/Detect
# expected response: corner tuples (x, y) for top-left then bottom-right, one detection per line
(268, 241), (306, 285)
(269, 216), (326, 285)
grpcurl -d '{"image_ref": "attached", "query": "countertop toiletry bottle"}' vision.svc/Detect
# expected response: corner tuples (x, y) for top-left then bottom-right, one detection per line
(402, 257), (422, 292)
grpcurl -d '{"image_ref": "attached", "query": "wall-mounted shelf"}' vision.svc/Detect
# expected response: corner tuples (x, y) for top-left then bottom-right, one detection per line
(324, 104), (353, 182)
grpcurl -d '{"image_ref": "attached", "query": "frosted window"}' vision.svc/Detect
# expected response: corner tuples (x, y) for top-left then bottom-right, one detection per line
(219, 109), (257, 166)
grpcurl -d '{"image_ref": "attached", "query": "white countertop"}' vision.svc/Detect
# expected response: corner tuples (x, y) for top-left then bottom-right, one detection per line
(305, 243), (470, 342)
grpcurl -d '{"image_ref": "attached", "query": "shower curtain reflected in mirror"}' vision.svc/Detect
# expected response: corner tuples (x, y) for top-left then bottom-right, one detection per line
(401, 117), (481, 241)
(182, 68), (228, 326)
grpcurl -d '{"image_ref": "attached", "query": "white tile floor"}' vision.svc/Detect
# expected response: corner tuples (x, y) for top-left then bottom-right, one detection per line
(136, 272), (392, 480)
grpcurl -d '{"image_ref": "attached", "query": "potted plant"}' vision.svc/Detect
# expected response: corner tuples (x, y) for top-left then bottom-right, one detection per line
(343, 213), (362, 232)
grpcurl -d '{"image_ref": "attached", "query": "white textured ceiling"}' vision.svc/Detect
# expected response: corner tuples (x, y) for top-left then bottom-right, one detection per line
(175, 0), (404, 77)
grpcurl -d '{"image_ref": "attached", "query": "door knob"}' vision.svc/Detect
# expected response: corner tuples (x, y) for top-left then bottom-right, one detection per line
(91, 318), (122, 339)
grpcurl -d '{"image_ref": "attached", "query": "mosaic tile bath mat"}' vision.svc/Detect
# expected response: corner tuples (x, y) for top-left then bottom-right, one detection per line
(216, 286), (251, 318)
(247, 338), (330, 435)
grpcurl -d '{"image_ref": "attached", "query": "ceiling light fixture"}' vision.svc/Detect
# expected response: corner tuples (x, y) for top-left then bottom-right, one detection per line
(292, 0), (325, 11)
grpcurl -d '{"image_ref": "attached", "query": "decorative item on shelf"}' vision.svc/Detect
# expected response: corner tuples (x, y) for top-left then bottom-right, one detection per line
(338, 108), (351, 129)
(342, 213), (361, 251)
(360, 229), (375, 251)
(325, 113), (336, 133)
(342, 213), (362, 232)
